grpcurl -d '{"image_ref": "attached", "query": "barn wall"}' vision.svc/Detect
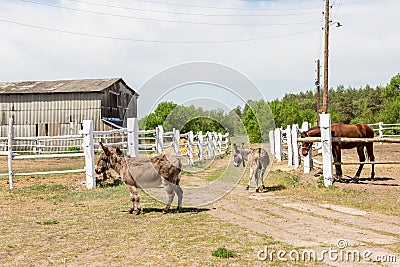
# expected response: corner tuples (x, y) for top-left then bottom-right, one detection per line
(100, 81), (137, 121)
(0, 92), (105, 136)
(0, 80), (137, 151)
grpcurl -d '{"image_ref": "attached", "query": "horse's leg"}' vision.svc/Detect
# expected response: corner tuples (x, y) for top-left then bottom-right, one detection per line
(354, 145), (366, 182)
(173, 184), (183, 212)
(332, 145), (342, 181)
(163, 182), (175, 213)
(366, 143), (375, 181)
(127, 185), (141, 215)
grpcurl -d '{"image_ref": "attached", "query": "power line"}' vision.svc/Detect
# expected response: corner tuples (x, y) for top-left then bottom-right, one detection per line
(130, 0), (321, 11)
(0, 18), (319, 44)
(62, 0), (320, 17)
(17, 0), (320, 27)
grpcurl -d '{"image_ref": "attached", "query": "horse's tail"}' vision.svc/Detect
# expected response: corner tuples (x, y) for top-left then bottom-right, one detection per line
(365, 142), (375, 162)
(364, 124), (375, 162)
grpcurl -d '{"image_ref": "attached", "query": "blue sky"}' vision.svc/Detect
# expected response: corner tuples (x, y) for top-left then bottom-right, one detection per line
(1, 0), (399, 118)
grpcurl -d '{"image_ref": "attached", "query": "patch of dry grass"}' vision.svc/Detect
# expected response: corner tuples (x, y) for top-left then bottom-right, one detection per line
(0, 156), (311, 266)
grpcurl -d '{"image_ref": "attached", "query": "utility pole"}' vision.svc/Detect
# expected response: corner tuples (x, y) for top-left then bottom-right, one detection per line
(316, 59), (321, 124)
(322, 0), (330, 113)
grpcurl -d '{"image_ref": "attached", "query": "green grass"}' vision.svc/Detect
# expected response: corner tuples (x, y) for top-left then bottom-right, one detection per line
(36, 220), (59, 225)
(211, 247), (235, 258)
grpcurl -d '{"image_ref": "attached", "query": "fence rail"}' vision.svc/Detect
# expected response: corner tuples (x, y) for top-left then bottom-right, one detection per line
(1, 118), (229, 190)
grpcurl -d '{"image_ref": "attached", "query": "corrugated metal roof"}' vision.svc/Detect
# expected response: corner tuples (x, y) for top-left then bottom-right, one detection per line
(0, 78), (137, 94)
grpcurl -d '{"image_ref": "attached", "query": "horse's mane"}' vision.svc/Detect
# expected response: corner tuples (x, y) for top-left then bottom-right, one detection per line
(306, 125), (321, 137)
(308, 125), (320, 131)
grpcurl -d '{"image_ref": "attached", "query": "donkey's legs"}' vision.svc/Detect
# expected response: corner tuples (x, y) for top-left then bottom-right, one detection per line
(366, 143), (375, 181)
(127, 185), (141, 215)
(174, 184), (183, 212)
(255, 169), (260, 192)
(259, 167), (267, 190)
(163, 182), (175, 213)
(246, 167), (254, 190)
(354, 145), (366, 182)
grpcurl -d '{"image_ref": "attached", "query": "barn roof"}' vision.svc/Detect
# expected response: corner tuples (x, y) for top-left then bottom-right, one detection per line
(0, 78), (138, 95)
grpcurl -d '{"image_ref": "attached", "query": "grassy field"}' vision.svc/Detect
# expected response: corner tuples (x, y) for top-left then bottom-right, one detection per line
(1, 154), (399, 266)
(0, 174), (304, 266)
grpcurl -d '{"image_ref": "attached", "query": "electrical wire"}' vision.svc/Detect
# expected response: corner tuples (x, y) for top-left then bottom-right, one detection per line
(130, 0), (322, 11)
(0, 18), (320, 44)
(62, 0), (321, 17)
(17, 0), (321, 27)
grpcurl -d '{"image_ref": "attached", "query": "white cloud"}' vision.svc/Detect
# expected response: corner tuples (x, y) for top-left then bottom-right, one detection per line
(0, 0), (399, 117)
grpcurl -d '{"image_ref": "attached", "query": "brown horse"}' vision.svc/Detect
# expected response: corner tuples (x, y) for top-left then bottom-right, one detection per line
(299, 123), (375, 182)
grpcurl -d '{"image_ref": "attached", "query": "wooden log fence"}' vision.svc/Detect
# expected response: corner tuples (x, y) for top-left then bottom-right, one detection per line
(270, 114), (400, 187)
(1, 118), (229, 190)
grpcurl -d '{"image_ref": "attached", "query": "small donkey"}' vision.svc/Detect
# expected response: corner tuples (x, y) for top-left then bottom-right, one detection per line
(233, 143), (250, 167)
(95, 142), (183, 214)
(247, 148), (269, 192)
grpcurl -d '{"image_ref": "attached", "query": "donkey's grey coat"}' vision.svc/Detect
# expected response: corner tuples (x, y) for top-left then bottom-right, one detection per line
(95, 142), (182, 214)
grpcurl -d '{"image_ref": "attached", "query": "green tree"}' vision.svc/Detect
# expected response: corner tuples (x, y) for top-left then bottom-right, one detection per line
(379, 98), (400, 123)
(382, 73), (400, 99)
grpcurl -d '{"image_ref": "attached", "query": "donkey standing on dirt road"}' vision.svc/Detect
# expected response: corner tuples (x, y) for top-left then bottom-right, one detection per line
(247, 148), (270, 192)
(233, 143), (250, 167)
(95, 142), (183, 214)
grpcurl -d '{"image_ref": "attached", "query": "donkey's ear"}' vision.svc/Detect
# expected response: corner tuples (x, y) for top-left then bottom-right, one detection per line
(99, 142), (111, 156)
(115, 147), (123, 156)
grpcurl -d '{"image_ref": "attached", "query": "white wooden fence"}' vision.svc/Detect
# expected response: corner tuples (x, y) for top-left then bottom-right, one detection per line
(270, 115), (400, 187)
(368, 122), (400, 138)
(1, 118), (229, 190)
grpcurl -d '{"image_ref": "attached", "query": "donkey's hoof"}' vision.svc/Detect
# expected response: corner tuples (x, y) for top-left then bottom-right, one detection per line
(245, 185), (249, 190)
(176, 207), (182, 213)
(162, 208), (169, 214)
(135, 209), (141, 215)
(351, 176), (360, 183)
(255, 188), (259, 193)
(128, 208), (134, 214)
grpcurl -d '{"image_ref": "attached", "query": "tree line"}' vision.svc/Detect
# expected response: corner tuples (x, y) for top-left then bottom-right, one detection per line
(139, 73), (400, 143)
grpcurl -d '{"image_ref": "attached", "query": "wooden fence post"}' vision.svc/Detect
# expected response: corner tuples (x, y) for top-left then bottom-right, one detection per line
(217, 133), (222, 155)
(82, 120), (96, 189)
(206, 131), (214, 159)
(301, 122), (312, 173)
(127, 118), (138, 158)
(187, 131), (194, 164)
(286, 125), (293, 166)
(320, 114), (334, 187)
(8, 117), (14, 190)
(206, 131), (212, 159)
(173, 129), (180, 156)
(378, 122), (383, 138)
(269, 130), (275, 156)
(224, 133), (229, 152)
(274, 128), (282, 162)
(198, 131), (203, 161)
(156, 125), (164, 155)
(292, 124), (299, 169)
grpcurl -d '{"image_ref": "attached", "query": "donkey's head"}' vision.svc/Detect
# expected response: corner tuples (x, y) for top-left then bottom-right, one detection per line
(232, 143), (243, 167)
(299, 130), (313, 156)
(95, 142), (123, 174)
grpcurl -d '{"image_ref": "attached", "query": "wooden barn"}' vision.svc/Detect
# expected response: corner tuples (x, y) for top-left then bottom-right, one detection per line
(0, 78), (138, 138)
